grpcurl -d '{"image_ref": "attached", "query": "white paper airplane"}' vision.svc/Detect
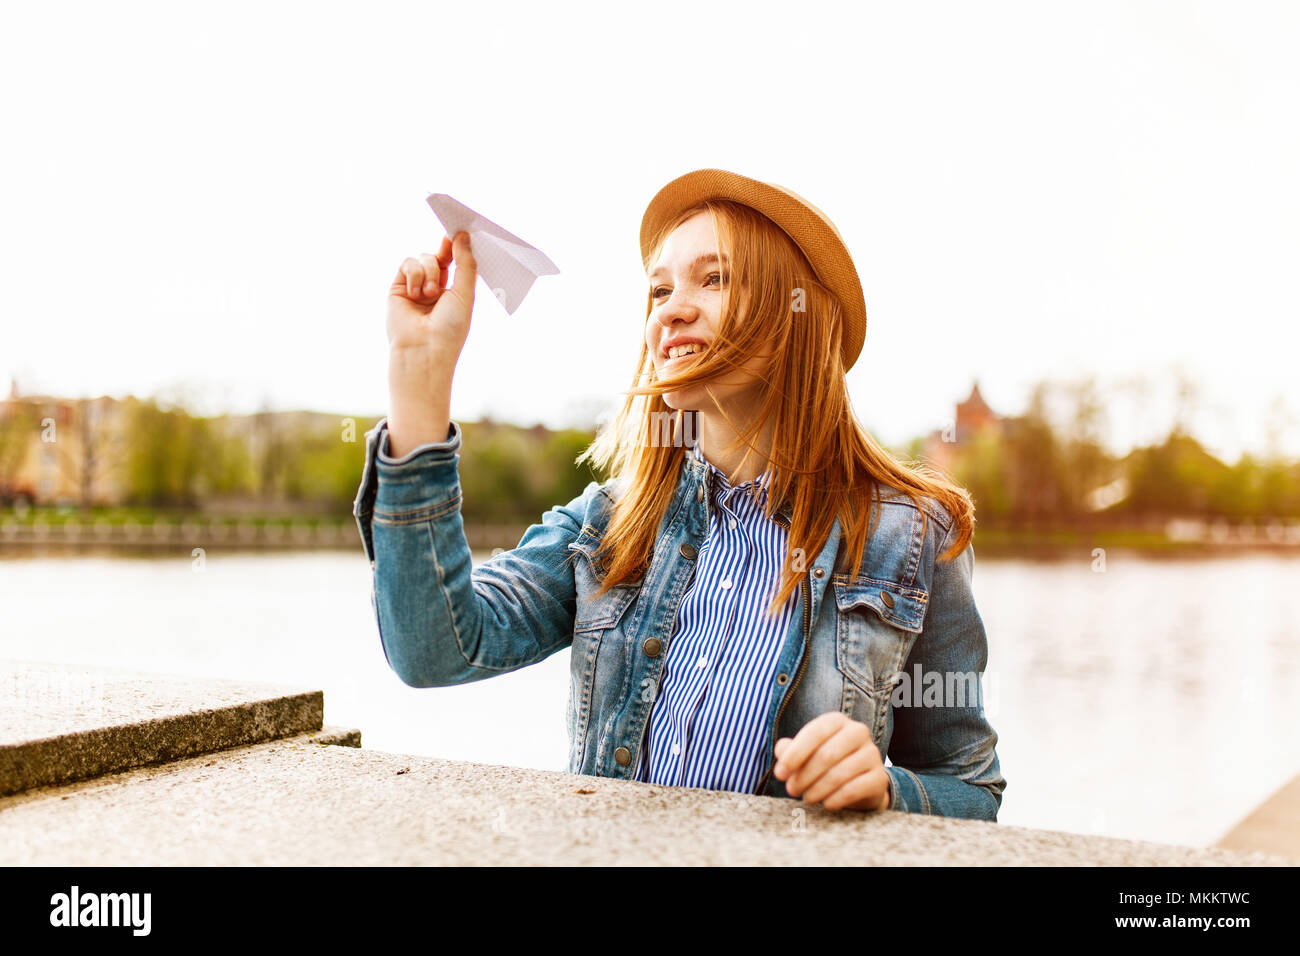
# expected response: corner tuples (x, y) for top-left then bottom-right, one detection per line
(426, 193), (560, 315)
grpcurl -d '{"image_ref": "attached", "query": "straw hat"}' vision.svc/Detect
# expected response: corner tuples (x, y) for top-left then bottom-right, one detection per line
(639, 168), (868, 370)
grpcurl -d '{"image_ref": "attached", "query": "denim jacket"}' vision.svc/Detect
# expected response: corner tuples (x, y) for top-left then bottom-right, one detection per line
(353, 417), (1006, 821)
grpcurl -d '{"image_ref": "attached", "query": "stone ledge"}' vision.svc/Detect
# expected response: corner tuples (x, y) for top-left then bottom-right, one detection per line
(305, 725), (362, 748)
(0, 732), (1290, 866)
(1215, 773), (1300, 860)
(0, 659), (326, 796)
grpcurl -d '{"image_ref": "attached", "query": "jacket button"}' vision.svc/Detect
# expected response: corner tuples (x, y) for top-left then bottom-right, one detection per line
(776, 672), (789, 686)
(614, 747), (632, 766)
(697, 485), (705, 502)
(813, 567), (825, 578)
(881, 591), (895, 609)
(679, 543), (698, 560)
(643, 637), (663, 658)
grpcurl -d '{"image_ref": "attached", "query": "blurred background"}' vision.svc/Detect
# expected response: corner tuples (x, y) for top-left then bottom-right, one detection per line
(2, 0), (1298, 851)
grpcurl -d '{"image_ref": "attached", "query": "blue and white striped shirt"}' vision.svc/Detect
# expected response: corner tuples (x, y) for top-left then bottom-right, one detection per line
(634, 441), (798, 792)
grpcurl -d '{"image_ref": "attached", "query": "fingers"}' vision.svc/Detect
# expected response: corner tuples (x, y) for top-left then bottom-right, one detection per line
(435, 234), (453, 273)
(797, 738), (876, 805)
(775, 712), (885, 812)
(821, 765), (891, 812)
(417, 252), (443, 297)
(445, 230), (475, 303)
(772, 712), (847, 784)
(785, 720), (872, 798)
(389, 234), (458, 301)
(393, 257), (429, 299)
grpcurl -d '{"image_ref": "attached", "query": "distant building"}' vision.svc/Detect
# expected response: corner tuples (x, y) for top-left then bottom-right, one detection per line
(922, 381), (1004, 473)
(0, 378), (133, 506)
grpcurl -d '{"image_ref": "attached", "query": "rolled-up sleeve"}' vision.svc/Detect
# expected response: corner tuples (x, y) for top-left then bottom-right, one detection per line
(353, 418), (460, 565)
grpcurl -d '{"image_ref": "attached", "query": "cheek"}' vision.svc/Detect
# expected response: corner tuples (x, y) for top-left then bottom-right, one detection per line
(738, 340), (776, 378)
(726, 285), (750, 318)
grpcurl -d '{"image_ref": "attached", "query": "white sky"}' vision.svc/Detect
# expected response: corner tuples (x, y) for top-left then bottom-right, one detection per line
(2, 0), (1297, 461)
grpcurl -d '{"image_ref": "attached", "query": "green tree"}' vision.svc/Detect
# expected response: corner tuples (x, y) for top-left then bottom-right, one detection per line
(122, 398), (211, 507)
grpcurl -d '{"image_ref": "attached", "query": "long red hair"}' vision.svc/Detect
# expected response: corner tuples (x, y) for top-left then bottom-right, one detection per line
(576, 199), (974, 617)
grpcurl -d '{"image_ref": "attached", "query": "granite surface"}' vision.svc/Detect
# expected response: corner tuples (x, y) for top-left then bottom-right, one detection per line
(0, 659), (325, 795)
(1, 731), (1290, 866)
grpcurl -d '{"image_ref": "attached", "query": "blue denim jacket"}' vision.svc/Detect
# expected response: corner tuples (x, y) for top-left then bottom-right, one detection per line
(353, 417), (1006, 820)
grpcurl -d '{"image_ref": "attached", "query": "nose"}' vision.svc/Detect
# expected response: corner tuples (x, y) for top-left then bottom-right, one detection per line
(652, 287), (701, 332)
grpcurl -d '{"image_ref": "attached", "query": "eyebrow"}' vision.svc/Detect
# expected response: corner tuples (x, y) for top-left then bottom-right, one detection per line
(648, 252), (729, 281)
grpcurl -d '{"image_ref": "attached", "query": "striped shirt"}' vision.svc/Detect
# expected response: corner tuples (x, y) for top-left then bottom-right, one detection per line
(634, 441), (798, 792)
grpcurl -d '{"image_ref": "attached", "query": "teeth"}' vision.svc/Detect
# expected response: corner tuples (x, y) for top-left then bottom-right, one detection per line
(667, 344), (705, 359)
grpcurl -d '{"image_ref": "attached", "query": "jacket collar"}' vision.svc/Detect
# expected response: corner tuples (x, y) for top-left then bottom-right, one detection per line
(682, 441), (794, 525)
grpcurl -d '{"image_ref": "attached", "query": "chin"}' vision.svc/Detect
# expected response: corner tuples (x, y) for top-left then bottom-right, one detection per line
(662, 390), (703, 412)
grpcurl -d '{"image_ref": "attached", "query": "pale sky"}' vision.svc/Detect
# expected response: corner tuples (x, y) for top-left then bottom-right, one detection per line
(2, 0), (1298, 460)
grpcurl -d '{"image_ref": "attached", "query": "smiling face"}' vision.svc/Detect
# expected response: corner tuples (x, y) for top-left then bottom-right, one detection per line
(645, 209), (769, 415)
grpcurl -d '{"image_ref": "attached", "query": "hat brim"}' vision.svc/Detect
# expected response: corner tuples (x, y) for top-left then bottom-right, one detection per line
(639, 168), (866, 370)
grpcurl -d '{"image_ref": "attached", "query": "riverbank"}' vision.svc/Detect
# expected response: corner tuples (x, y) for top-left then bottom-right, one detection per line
(0, 514), (523, 552)
(5, 516), (1300, 557)
(970, 523), (1300, 558)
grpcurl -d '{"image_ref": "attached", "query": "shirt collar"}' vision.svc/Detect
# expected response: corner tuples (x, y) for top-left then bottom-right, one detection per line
(689, 440), (774, 507)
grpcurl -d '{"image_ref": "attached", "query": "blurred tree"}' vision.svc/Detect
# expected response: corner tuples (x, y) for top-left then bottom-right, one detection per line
(542, 428), (603, 509)
(122, 398), (212, 507)
(1000, 384), (1067, 527)
(1207, 454), (1260, 520)
(1119, 432), (1230, 519)
(281, 419), (373, 508)
(0, 400), (39, 500)
(1059, 376), (1113, 520)
(952, 426), (1013, 523)
(202, 422), (258, 497)
(62, 398), (128, 508)
(458, 423), (533, 523)
(251, 403), (293, 500)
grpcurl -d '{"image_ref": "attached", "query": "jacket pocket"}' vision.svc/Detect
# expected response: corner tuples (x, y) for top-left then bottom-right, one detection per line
(832, 574), (928, 697)
(566, 525), (640, 634)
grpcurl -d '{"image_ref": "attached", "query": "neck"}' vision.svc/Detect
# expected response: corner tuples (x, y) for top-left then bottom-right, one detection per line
(690, 406), (774, 486)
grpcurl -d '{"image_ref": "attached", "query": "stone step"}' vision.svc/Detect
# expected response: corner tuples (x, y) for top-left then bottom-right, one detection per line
(0, 730), (1288, 866)
(0, 659), (345, 796)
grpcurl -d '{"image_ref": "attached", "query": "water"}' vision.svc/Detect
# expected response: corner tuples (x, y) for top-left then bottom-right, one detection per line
(2, 548), (1298, 850)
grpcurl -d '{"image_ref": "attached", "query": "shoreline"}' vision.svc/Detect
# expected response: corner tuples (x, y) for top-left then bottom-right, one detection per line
(5, 530), (1300, 559)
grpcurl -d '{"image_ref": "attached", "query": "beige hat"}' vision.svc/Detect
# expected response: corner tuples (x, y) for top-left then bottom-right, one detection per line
(640, 168), (868, 370)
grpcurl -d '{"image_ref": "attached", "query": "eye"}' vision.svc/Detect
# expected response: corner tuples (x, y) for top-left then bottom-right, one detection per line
(651, 286), (669, 299)
(706, 271), (727, 287)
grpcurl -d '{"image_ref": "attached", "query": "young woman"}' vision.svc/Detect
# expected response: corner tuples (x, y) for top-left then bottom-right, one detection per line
(354, 168), (1006, 820)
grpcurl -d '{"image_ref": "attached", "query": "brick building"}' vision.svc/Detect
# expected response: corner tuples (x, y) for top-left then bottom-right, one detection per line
(922, 381), (1004, 473)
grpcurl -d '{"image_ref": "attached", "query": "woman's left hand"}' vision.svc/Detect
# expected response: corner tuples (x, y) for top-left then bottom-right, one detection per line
(773, 712), (891, 811)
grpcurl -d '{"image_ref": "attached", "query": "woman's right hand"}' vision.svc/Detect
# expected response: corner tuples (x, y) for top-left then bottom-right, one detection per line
(387, 231), (477, 361)
(384, 231), (476, 457)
